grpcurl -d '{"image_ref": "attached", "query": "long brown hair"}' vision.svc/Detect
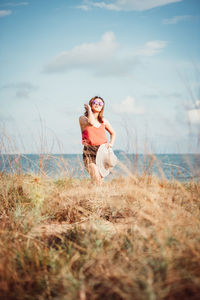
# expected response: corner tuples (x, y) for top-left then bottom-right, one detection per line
(84, 96), (105, 123)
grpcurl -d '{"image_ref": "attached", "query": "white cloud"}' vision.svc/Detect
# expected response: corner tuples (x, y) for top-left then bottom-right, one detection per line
(75, 5), (91, 11)
(112, 96), (144, 114)
(195, 100), (200, 107)
(135, 40), (168, 56)
(44, 32), (167, 76)
(0, 9), (12, 17)
(78, 0), (182, 11)
(44, 32), (119, 73)
(0, 2), (28, 7)
(1, 82), (38, 98)
(187, 109), (200, 124)
(187, 100), (200, 124)
(0, 2), (28, 17)
(89, 2), (120, 11)
(163, 15), (192, 24)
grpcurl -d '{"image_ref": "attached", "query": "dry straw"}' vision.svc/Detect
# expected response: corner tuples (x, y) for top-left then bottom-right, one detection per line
(0, 127), (200, 299)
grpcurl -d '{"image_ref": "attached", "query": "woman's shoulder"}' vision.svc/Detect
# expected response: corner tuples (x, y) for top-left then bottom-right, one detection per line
(79, 115), (88, 124)
(102, 118), (109, 125)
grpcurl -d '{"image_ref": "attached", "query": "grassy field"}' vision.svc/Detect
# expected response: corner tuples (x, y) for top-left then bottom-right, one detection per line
(0, 167), (200, 300)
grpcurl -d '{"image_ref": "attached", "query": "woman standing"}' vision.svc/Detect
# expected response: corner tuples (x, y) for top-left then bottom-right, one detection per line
(79, 96), (116, 184)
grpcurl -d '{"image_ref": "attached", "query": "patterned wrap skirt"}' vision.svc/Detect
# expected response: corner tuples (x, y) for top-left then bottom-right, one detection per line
(83, 145), (100, 168)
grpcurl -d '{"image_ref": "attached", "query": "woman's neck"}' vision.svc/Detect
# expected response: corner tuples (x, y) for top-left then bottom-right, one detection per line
(92, 111), (99, 121)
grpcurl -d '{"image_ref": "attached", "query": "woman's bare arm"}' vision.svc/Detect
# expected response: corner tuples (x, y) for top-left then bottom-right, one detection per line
(79, 115), (89, 132)
(104, 119), (116, 147)
(84, 103), (96, 126)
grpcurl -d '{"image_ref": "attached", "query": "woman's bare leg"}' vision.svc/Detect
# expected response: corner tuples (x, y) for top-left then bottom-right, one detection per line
(87, 162), (104, 185)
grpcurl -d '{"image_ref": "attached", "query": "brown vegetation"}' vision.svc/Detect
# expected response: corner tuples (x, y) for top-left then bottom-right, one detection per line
(0, 170), (200, 299)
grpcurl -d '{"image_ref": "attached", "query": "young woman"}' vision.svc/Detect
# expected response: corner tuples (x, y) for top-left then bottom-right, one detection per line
(79, 96), (116, 184)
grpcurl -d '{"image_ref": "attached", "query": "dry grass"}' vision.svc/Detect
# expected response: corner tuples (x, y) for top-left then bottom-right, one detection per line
(0, 169), (200, 300)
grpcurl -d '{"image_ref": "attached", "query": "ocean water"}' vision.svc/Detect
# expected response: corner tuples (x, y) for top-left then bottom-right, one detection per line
(0, 152), (199, 181)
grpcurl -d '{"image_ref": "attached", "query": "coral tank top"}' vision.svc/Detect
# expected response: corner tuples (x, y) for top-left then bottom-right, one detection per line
(82, 123), (108, 146)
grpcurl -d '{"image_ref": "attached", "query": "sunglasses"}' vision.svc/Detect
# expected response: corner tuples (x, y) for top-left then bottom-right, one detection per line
(92, 100), (104, 106)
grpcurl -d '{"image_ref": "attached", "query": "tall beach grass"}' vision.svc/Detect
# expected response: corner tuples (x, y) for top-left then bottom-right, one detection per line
(0, 130), (200, 299)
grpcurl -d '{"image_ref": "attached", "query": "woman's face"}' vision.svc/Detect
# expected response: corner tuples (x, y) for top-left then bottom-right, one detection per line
(91, 98), (104, 112)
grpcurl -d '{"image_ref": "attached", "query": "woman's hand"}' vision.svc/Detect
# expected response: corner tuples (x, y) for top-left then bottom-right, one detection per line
(84, 102), (96, 125)
(104, 119), (116, 149)
(106, 143), (113, 149)
(84, 103), (91, 112)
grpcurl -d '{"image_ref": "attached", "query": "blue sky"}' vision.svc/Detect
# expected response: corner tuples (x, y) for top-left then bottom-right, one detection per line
(0, 0), (200, 154)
